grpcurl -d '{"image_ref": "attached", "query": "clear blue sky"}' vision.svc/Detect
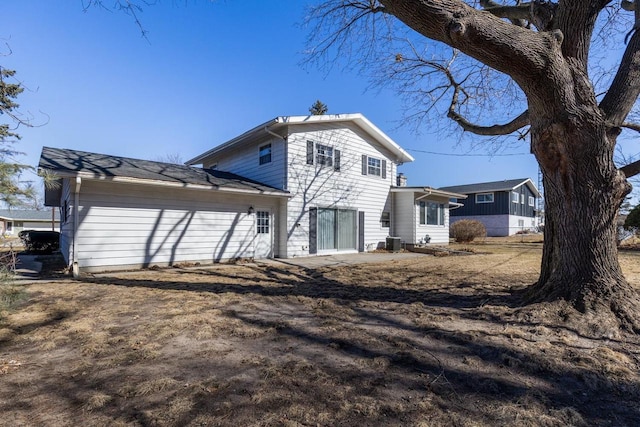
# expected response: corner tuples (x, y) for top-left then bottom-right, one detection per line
(3, 0), (564, 196)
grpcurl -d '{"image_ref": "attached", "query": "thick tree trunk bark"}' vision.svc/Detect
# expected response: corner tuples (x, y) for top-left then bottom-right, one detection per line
(526, 110), (640, 333)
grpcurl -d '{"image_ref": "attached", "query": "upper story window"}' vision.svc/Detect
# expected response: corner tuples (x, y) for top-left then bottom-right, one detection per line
(520, 193), (525, 204)
(529, 196), (535, 207)
(419, 201), (445, 226)
(362, 155), (387, 179)
(306, 140), (340, 171)
(259, 144), (272, 165)
(316, 143), (333, 167)
(368, 157), (381, 176)
(476, 193), (494, 203)
(512, 192), (519, 203)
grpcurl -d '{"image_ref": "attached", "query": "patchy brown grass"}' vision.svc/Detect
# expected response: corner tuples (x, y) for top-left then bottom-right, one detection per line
(1, 240), (639, 426)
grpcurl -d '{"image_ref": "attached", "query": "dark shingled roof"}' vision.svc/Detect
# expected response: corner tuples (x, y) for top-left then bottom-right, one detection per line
(439, 178), (537, 195)
(39, 147), (288, 195)
(0, 209), (60, 221)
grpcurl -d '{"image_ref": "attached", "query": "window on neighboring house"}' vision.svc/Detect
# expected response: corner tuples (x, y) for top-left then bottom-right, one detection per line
(380, 211), (390, 228)
(259, 144), (272, 165)
(361, 155), (387, 179)
(529, 196), (535, 207)
(520, 193), (525, 204)
(419, 201), (445, 226)
(6, 222), (12, 232)
(476, 193), (494, 203)
(512, 192), (519, 203)
(307, 140), (341, 171)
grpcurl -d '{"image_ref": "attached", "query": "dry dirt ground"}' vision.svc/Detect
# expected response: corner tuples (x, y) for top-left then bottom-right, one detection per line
(1, 237), (640, 426)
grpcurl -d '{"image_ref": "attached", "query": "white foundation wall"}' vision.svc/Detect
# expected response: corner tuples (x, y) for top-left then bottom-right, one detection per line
(449, 215), (509, 237)
(449, 214), (537, 237)
(508, 214), (537, 235)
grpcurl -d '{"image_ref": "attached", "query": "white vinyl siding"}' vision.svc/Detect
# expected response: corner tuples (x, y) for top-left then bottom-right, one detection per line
(285, 122), (397, 256)
(392, 191), (451, 245)
(392, 191), (416, 244)
(200, 136), (287, 190)
(73, 180), (280, 271)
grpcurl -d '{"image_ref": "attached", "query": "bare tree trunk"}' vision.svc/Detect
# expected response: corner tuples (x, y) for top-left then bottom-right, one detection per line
(526, 107), (640, 333)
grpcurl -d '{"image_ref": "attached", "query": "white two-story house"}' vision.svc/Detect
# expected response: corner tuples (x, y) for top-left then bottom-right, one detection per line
(39, 113), (464, 274)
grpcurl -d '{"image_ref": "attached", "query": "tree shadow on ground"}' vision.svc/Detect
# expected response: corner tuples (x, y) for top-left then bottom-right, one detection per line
(66, 262), (640, 425)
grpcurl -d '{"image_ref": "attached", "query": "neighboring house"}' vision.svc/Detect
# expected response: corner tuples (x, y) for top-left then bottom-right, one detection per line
(0, 209), (60, 235)
(39, 113), (465, 274)
(439, 178), (541, 236)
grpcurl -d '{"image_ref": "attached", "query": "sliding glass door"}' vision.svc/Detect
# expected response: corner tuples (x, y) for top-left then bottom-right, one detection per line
(316, 208), (357, 251)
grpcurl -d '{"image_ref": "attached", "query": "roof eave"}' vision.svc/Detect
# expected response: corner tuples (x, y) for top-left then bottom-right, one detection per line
(186, 114), (415, 165)
(39, 169), (291, 198)
(391, 186), (467, 199)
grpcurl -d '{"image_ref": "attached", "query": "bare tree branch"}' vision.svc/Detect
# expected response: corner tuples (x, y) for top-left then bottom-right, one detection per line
(377, 0), (561, 89)
(621, 121), (640, 131)
(621, 0), (636, 12)
(82, 0), (153, 40)
(556, 1), (605, 67)
(600, 28), (640, 125)
(621, 158), (640, 177)
(449, 108), (530, 136)
(480, 1), (558, 31)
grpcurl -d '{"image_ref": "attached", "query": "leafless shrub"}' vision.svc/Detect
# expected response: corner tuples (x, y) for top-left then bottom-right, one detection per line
(451, 219), (487, 243)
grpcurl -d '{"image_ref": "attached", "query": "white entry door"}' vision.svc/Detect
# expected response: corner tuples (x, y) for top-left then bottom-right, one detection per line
(255, 210), (272, 259)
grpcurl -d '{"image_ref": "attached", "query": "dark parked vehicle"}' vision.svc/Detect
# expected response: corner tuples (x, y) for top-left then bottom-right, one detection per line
(18, 230), (60, 254)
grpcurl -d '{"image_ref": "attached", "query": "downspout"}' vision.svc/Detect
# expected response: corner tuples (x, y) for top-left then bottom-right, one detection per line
(72, 176), (82, 278)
